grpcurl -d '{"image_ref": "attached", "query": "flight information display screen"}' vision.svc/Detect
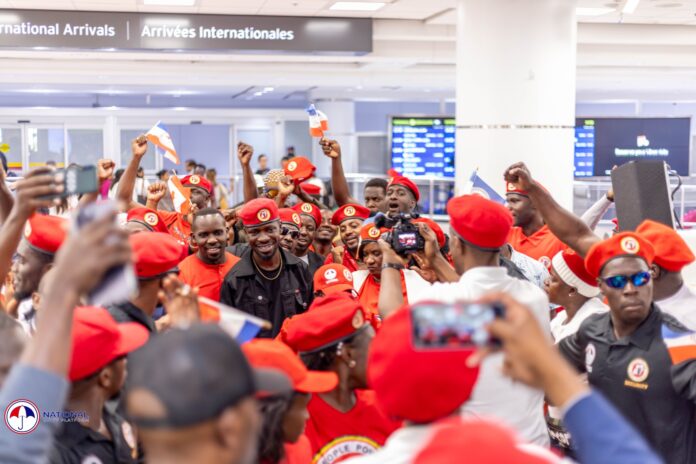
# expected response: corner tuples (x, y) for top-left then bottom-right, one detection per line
(574, 117), (691, 177)
(390, 116), (455, 178)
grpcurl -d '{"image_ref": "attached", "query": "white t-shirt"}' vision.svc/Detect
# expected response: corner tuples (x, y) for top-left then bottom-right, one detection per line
(656, 284), (696, 330)
(550, 298), (608, 343)
(409, 266), (551, 447)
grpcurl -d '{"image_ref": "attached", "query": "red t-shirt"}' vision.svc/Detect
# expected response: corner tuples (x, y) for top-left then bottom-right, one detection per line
(159, 210), (191, 247)
(178, 252), (240, 321)
(282, 435), (312, 464)
(305, 390), (401, 464)
(508, 225), (567, 268)
(356, 273), (407, 319)
(323, 249), (360, 273)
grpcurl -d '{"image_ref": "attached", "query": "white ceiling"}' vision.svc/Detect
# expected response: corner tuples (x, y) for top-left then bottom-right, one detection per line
(0, 0), (694, 24)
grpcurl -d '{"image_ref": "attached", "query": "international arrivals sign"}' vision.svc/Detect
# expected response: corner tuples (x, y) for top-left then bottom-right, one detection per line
(0, 9), (372, 54)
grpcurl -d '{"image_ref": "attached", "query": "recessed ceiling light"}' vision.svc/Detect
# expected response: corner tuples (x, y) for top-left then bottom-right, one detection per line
(576, 7), (615, 16)
(263, 87), (274, 92)
(622, 0), (640, 14)
(329, 2), (386, 12)
(254, 92), (264, 96)
(142, 0), (197, 6)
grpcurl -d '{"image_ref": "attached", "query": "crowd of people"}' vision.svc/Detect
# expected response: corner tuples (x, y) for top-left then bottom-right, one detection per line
(0, 131), (694, 464)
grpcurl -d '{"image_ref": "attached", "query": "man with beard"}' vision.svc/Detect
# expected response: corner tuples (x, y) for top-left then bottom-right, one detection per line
(313, 209), (337, 259)
(178, 209), (240, 322)
(220, 199), (313, 338)
(278, 208), (302, 255)
(292, 202), (325, 276)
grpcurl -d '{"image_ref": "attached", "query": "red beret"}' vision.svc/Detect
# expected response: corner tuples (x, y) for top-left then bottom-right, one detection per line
(24, 214), (68, 255)
(239, 198), (279, 228)
(584, 232), (655, 279)
(636, 219), (695, 272)
(388, 175), (420, 202)
(551, 250), (599, 298)
(331, 204), (370, 226)
(368, 305), (479, 423)
(359, 223), (384, 242)
(313, 264), (355, 296)
(181, 174), (212, 195)
(280, 294), (369, 353)
(284, 157), (316, 183)
(505, 181), (528, 196)
(126, 207), (168, 234)
(447, 195), (512, 250)
(129, 232), (188, 279)
(300, 182), (321, 196)
(278, 208), (302, 229)
(293, 202), (322, 227)
(413, 217), (446, 249)
(69, 306), (149, 381)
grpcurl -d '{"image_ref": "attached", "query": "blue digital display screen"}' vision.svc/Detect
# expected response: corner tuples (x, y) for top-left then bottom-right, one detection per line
(390, 117), (455, 178)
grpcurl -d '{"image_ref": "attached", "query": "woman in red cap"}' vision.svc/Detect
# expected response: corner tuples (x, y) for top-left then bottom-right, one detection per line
(324, 204), (371, 273)
(243, 339), (338, 464)
(352, 224), (430, 317)
(279, 294), (400, 463)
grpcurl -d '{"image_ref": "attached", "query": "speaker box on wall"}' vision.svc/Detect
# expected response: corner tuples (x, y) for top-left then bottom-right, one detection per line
(611, 160), (675, 231)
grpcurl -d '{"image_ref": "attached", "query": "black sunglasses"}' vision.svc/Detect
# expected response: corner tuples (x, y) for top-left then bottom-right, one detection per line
(600, 271), (651, 289)
(281, 227), (300, 239)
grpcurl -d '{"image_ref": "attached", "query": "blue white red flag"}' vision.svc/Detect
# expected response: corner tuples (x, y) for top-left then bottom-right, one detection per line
(199, 296), (270, 344)
(146, 121), (180, 164)
(306, 104), (328, 138)
(467, 170), (505, 204)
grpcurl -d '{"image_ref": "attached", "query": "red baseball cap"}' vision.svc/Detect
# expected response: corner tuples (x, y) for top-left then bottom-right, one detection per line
(242, 339), (338, 393)
(447, 195), (512, 251)
(279, 208), (302, 230)
(635, 219), (695, 272)
(314, 263), (355, 296)
(388, 175), (420, 202)
(280, 294), (370, 353)
(127, 207), (169, 234)
(331, 204), (370, 226)
(69, 306), (149, 381)
(413, 217), (446, 249)
(368, 305), (480, 423)
(239, 198), (280, 228)
(293, 202), (322, 227)
(23, 214), (68, 255)
(584, 232), (655, 279)
(130, 232), (188, 279)
(181, 174), (212, 195)
(414, 419), (559, 464)
(300, 182), (321, 196)
(284, 157), (316, 183)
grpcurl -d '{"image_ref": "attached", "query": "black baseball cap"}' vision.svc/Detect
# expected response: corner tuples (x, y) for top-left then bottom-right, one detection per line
(126, 323), (291, 428)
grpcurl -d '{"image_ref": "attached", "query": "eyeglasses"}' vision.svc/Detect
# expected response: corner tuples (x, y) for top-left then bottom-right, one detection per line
(281, 227), (300, 239)
(600, 271), (651, 289)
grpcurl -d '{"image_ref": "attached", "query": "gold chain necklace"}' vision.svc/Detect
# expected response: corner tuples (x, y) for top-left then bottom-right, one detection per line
(252, 252), (283, 281)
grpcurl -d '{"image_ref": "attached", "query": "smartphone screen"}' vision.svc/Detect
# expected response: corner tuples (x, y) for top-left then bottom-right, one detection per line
(411, 301), (504, 349)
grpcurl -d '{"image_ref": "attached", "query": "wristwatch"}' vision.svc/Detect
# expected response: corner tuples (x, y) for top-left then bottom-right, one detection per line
(382, 262), (405, 271)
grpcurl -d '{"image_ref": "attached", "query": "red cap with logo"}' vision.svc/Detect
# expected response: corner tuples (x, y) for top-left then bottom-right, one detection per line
(447, 194), (512, 251)
(388, 175), (420, 202)
(413, 217), (446, 249)
(239, 198), (280, 228)
(314, 263), (355, 296)
(551, 249), (599, 298)
(505, 181), (529, 197)
(69, 306), (149, 381)
(181, 174), (212, 195)
(331, 203), (370, 225)
(242, 339), (338, 393)
(635, 219), (695, 272)
(293, 202), (322, 227)
(279, 294), (370, 353)
(127, 207), (169, 234)
(130, 232), (188, 279)
(24, 214), (68, 255)
(368, 305), (480, 423)
(278, 208), (302, 230)
(300, 182), (321, 196)
(584, 232), (655, 279)
(284, 156), (316, 183)
(359, 223), (384, 242)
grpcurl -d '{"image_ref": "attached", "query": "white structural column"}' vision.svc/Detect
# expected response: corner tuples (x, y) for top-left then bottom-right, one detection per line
(310, 99), (357, 178)
(455, 0), (577, 208)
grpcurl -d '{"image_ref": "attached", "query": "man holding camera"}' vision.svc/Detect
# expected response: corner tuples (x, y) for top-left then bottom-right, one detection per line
(378, 194), (551, 446)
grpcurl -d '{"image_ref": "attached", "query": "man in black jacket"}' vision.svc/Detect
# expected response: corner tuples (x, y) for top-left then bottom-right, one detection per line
(220, 198), (313, 338)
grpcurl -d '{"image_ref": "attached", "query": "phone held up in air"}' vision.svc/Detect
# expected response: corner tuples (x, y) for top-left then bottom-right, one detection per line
(42, 165), (99, 199)
(72, 200), (137, 307)
(410, 301), (506, 349)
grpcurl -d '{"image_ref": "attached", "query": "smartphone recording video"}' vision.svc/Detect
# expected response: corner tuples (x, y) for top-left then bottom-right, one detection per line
(42, 165), (98, 199)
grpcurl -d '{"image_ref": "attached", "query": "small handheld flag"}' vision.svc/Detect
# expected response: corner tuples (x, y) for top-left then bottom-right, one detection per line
(307, 104), (328, 138)
(167, 172), (191, 215)
(467, 170), (505, 204)
(199, 296), (271, 344)
(146, 121), (180, 165)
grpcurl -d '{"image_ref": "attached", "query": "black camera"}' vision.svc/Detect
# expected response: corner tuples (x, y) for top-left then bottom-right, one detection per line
(376, 212), (425, 255)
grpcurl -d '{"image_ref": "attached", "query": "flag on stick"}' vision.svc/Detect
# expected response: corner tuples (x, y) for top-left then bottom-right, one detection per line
(146, 121), (180, 164)
(199, 296), (271, 343)
(167, 172), (191, 215)
(306, 104), (329, 138)
(467, 169), (506, 204)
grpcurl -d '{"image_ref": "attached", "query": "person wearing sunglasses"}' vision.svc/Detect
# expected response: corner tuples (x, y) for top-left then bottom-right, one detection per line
(278, 208), (302, 255)
(556, 231), (696, 464)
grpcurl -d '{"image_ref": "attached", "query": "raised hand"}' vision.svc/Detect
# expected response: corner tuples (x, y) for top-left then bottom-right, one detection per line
(237, 142), (254, 167)
(157, 275), (200, 329)
(319, 138), (341, 159)
(503, 162), (534, 192)
(97, 159), (116, 185)
(12, 168), (64, 220)
(147, 182), (168, 203)
(132, 135), (148, 159)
